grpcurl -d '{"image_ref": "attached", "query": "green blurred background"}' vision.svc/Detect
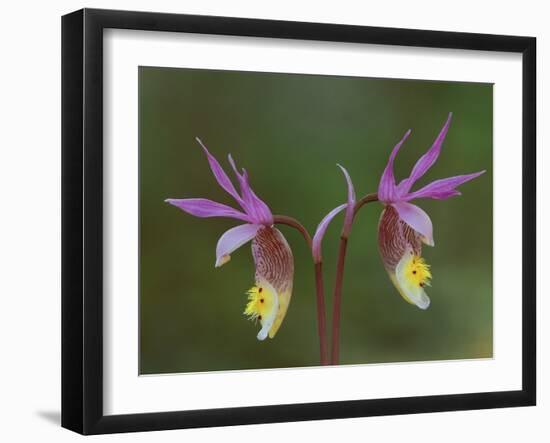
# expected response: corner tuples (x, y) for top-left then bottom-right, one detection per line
(139, 67), (492, 374)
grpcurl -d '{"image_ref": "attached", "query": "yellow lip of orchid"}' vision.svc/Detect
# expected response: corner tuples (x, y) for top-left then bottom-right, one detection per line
(244, 279), (280, 341)
(391, 247), (432, 310)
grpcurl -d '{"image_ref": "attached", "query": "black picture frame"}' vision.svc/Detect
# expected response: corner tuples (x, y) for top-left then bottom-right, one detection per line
(62, 8), (536, 435)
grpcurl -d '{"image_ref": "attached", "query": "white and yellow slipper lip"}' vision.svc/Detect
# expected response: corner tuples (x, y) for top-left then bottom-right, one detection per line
(393, 248), (431, 310)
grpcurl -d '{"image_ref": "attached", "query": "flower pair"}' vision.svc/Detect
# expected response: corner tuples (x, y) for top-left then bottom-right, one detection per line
(167, 114), (485, 341)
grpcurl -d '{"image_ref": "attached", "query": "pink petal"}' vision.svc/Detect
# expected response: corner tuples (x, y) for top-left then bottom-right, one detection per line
(337, 164), (356, 237)
(215, 223), (261, 267)
(405, 170), (486, 201)
(397, 113), (452, 195)
(227, 155), (253, 215)
(165, 198), (251, 222)
(392, 201), (434, 247)
(378, 129), (412, 203)
(228, 154), (273, 226)
(242, 169), (274, 225)
(312, 204), (347, 263)
(195, 138), (245, 208)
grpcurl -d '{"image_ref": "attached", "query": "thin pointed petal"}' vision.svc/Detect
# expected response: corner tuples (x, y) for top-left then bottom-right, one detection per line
(242, 169), (274, 226)
(312, 204), (347, 263)
(228, 154), (273, 226)
(405, 170), (486, 201)
(337, 164), (356, 237)
(228, 155), (255, 216)
(392, 201), (434, 246)
(165, 198), (251, 222)
(378, 129), (412, 203)
(215, 223), (261, 267)
(195, 138), (245, 207)
(228, 153), (242, 180)
(398, 113), (452, 195)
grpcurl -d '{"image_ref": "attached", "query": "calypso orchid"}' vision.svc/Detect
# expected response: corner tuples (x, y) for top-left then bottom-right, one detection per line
(377, 113), (485, 309)
(166, 138), (294, 340)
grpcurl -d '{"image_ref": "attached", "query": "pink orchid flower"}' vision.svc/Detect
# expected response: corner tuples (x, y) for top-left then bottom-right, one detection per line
(378, 113), (485, 309)
(166, 139), (294, 340)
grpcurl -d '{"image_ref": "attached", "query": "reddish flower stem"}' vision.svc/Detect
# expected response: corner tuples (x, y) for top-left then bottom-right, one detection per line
(273, 215), (312, 249)
(314, 262), (329, 365)
(353, 193), (379, 218)
(330, 193), (378, 365)
(273, 215), (329, 365)
(330, 236), (348, 365)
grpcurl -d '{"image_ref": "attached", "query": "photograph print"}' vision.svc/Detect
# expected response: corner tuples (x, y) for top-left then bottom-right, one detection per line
(139, 66), (492, 374)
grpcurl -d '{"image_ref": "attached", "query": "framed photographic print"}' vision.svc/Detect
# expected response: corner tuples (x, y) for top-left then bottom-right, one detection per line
(61, 8), (536, 435)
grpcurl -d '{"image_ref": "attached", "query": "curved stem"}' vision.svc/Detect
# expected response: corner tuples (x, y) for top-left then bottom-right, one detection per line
(273, 215), (312, 248)
(273, 215), (328, 365)
(353, 193), (378, 218)
(330, 193), (378, 365)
